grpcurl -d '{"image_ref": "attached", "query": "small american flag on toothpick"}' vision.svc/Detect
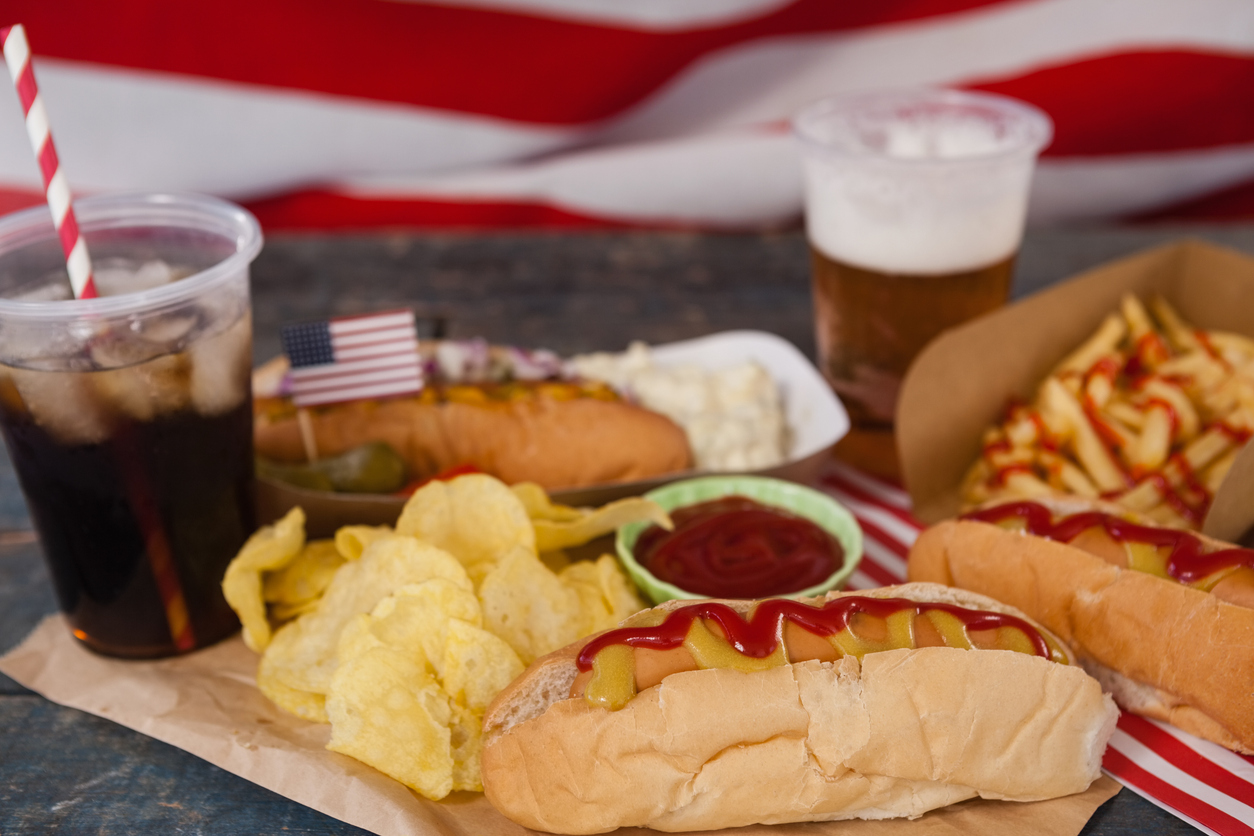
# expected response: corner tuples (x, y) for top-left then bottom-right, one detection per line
(281, 309), (423, 407)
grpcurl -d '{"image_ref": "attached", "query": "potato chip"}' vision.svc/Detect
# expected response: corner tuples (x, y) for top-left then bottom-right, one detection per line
(257, 622), (328, 723)
(441, 618), (524, 712)
(367, 580), (481, 679)
(335, 612), (387, 666)
(395, 474), (535, 579)
(268, 597), (321, 624)
(511, 481), (584, 522)
(222, 507), (306, 652)
(325, 646), (455, 800)
(450, 703), (484, 792)
(335, 524), (393, 561)
(262, 539), (344, 616)
(559, 554), (647, 634)
(533, 496), (672, 553)
(261, 534), (470, 696)
(478, 545), (584, 664)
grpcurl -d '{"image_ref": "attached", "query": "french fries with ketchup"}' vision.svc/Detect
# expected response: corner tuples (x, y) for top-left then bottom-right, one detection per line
(961, 293), (1254, 528)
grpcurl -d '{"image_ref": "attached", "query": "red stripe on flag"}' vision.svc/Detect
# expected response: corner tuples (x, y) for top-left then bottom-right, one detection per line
(0, 187), (45, 216)
(1117, 713), (1254, 804)
(821, 473), (922, 530)
(1132, 174), (1254, 223)
(244, 190), (643, 232)
(245, 184), (1254, 231)
(1104, 747), (1254, 836)
(850, 549), (902, 588)
(849, 515), (910, 561)
(2, 0), (1019, 125)
(969, 51), (1254, 156)
(14, 61), (38, 114)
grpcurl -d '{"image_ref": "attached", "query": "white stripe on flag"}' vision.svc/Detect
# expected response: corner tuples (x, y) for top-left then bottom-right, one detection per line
(331, 326), (420, 347)
(823, 486), (921, 549)
(826, 462), (912, 509)
(1156, 721), (1254, 785)
(860, 537), (909, 583)
(329, 312), (415, 334)
(333, 339), (420, 361)
(1108, 729), (1254, 825)
(294, 375), (424, 406)
(290, 353), (421, 380)
(295, 366), (423, 394)
(844, 569), (880, 592)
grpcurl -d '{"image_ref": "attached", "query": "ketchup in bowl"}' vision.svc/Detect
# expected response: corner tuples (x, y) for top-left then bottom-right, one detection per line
(633, 496), (844, 598)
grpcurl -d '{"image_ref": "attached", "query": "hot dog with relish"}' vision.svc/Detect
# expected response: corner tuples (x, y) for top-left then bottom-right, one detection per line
(480, 582), (1116, 834)
(908, 496), (1254, 753)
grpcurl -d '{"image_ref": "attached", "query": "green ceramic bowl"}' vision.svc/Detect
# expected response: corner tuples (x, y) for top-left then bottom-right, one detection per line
(615, 475), (864, 605)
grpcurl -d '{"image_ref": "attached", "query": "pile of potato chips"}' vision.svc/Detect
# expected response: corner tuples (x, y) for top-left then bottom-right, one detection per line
(222, 473), (667, 799)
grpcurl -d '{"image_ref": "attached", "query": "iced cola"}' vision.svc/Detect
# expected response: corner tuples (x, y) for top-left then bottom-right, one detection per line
(0, 194), (263, 657)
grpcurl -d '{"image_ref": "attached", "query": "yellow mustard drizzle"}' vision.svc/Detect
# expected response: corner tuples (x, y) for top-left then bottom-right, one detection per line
(585, 644), (637, 710)
(582, 607), (1068, 709)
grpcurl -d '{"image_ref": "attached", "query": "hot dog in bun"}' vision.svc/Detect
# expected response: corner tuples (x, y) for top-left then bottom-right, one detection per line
(254, 377), (693, 492)
(908, 496), (1254, 753)
(480, 582), (1116, 834)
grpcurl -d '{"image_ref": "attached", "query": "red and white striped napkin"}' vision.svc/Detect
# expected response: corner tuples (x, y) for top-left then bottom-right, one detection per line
(819, 461), (1254, 836)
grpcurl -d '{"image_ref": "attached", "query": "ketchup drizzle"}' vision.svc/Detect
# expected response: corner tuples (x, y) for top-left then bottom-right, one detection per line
(575, 596), (1051, 671)
(963, 500), (1254, 584)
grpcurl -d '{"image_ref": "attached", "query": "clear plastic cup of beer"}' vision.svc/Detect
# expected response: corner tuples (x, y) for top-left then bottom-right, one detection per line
(0, 193), (263, 658)
(793, 88), (1052, 479)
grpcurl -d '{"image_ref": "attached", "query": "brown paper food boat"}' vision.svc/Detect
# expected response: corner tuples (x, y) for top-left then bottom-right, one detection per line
(897, 238), (1254, 543)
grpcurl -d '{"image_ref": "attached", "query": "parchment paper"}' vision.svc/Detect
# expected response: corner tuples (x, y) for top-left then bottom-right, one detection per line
(1, 616), (1120, 836)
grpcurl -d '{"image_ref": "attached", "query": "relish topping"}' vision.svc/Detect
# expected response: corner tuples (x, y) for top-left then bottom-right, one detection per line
(574, 595), (1064, 709)
(964, 500), (1254, 585)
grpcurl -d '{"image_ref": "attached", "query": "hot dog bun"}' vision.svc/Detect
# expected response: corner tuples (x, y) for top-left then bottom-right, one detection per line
(254, 390), (693, 491)
(480, 582), (1116, 834)
(908, 496), (1254, 753)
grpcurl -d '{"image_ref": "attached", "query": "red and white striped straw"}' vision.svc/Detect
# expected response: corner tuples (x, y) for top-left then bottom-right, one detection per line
(0, 24), (97, 300)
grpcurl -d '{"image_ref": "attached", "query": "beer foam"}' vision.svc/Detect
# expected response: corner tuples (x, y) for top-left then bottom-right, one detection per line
(800, 105), (1043, 275)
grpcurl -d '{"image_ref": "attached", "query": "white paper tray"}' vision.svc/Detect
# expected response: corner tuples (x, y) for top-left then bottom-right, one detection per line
(256, 329), (849, 537)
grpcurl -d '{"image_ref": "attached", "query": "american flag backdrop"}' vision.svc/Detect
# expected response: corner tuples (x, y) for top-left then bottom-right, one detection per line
(281, 309), (423, 406)
(821, 461), (1254, 836)
(0, 0), (1252, 230)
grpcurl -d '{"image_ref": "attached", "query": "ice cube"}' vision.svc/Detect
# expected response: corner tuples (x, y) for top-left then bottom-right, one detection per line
(91, 351), (192, 423)
(89, 331), (163, 370)
(11, 367), (115, 446)
(130, 310), (199, 349)
(93, 259), (180, 297)
(191, 311), (252, 415)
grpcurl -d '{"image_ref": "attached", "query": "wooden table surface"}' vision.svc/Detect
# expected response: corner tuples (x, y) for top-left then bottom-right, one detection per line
(5, 223), (1254, 834)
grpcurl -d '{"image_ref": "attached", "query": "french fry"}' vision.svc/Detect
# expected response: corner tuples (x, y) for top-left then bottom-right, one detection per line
(1039, 450), (1099, 498)
(1202, 447), (1239, 494)
(1105, 399), (1146, 429)
(1129, 404), (1174, 473)
(1206, 331), (1254, 362)
(961, 293), (1254, 529)
(1139, 378), (1199, 440)
(1121, 294), (1155, 341)
(1002, 470), (1056, 500)
(1041, 377), (1128, 493)
(1148, 295), (1203, 353)
(1055, 314), (1126, 378)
